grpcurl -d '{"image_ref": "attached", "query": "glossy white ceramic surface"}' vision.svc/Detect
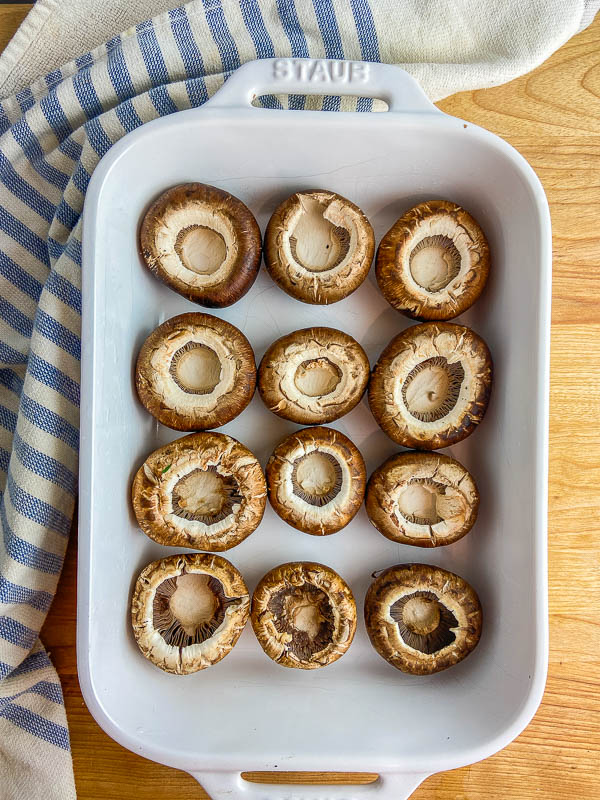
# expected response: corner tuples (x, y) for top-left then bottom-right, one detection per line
(79, 58), (551, 799)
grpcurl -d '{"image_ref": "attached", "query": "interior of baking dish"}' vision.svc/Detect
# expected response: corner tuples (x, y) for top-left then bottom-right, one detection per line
(80, 99), (549, 776)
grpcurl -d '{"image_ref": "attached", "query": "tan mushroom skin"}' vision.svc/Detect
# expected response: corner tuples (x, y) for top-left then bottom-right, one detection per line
(251, 561), (356, 669)
(140, 183), (262, 308)
(368, 322), (492, 449)
(376, 200), (490, 320)
(267, 426), (366, 535)
(364, 563), (482, 675)
(132, 431), (266, 551)
(265, 190), (375, 304)
(366, 451), (479, 547)
(258, 327), (370, 424)
(131, 553), (249, 674)
(136, 312), (256, 431)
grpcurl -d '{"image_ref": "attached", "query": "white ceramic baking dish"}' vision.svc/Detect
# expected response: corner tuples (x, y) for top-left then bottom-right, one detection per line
(79, 58), (551, 799)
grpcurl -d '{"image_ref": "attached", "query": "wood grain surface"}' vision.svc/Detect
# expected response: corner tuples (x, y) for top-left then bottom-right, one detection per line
(2, 6), (599, 799)
(0, 5), (30, 54)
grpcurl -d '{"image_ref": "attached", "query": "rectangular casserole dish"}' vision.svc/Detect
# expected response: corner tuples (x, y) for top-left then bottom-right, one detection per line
(79, 58), (551, 799)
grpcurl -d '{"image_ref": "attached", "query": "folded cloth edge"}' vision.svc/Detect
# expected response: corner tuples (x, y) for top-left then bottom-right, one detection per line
(0, 0), (598, 101)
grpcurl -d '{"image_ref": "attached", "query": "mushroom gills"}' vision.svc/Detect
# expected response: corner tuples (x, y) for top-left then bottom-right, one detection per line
(152, 573), (239, 648)
(402, 356), (465, 422)
(267, 585), (335, 661)
(169, 342), (222, 394)
(172, 467), (243, 524)
(291, 451), (343, 506)
(288, 196), (350, 272)
(409, 235), (461, 292)
(390, 591), (458, 654)
(294, 357), (342, 397)
(174, 224), (227, 275)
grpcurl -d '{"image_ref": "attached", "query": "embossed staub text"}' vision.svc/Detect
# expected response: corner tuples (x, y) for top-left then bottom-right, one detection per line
(273, 58), (369, 83)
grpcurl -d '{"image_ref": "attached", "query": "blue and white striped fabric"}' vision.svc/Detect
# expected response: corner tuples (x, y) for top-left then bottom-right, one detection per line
(0, 1), (595, 797)
(0, 4), (386, 797)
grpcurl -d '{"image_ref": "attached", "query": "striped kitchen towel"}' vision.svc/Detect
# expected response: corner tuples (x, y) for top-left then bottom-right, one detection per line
(0, 2), (596, 798)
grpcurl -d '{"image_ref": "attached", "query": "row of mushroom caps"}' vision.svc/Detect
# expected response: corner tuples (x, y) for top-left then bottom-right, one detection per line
(136, 315), (492, 451)
(140, 183), (489, 317)
(133, 428), (481, 549)
(133, 554), (482, 677)
(131, 184), (493, 679)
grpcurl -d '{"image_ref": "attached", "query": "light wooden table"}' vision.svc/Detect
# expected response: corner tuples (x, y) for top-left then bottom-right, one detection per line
(2, 4), (599, 798)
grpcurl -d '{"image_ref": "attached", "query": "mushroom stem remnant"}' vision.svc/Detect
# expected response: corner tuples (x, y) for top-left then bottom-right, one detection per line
(368, 322), (492, 450)
(409, 235), (461, 292)
(291, 451), (342, 507)
(267, 426), (366, 535)
(132, 553), (250, 674)
(364, 563), (482, 675)
(268, 585), (335, 662)
(169, 342), (222, 395)
(136, 312), (256, 432)
(140, 183), (262, 308)
(288, 195), (351, 272)
(366, 451), (479, 547)
(174, 225), (227, 275)
(251, 562), (357, 669)
(294, 358), (342, 397)
(153, 574), (230, 647)
(265, 190), (375, 304)
(132, 431), (266, 552)
(376, 199), (490, 320)
(401, 357), (465, 423)
(258, 327), (370, 425)
(389, 591), (458, 654)
(171, 467), (243, 524)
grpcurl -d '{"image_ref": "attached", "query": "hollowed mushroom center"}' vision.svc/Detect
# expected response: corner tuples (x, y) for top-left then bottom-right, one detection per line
(170, 343), (222, 394)
(409, 235), (461, 292)
(397, 480), (442, 525)
(402, 356), (465, 423)
(390, 591), (458, 654)
(153, 573), (229, 647)
(294, 358), (342, 397)
(289, 196), (350, 273)
(172, 467), (242, 524)
(175, 224), (227, 275)
(268, 585), (335, 660)
(292, 451), (343, 506)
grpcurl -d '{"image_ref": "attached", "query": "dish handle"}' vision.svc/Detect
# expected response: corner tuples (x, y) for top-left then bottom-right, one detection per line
(191, 770), (429, 799)
(204, 57), (440, 115)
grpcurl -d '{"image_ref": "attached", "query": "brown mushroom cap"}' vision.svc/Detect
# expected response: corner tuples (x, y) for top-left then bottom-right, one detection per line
(368, 322), (492, 450)
(251, 561), (356, 669)
(366, 451), (479, 547)
(258, 327), (370, 424)
(266, 426), (366, 536)
(131, 552), (249, 674)
(376, 200), (490, 320)
(140, 183), (261, 308)
(135, 312), (256, 431)
(364, 563), (482, 675)
(264, 190), (375, 304)
(132, 432), (266, 552)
